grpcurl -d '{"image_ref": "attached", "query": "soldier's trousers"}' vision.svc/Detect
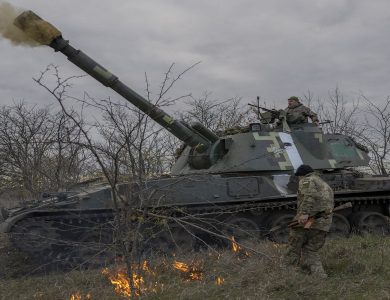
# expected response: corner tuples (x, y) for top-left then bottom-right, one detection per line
(284, 228), (327, 276)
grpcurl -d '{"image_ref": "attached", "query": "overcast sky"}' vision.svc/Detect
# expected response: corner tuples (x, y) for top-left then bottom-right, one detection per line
(1, 0), (390, 110)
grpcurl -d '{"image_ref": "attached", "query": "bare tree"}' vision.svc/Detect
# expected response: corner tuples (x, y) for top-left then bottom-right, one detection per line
(0, 102), (88, 200)
(303, 87), (364, 137)
(34, 65), (141, 294)
(179, 92), (251, 134)
(32, 63), (215, 296)
(95, 98), (177, 180)
(358, 95), (390, 175)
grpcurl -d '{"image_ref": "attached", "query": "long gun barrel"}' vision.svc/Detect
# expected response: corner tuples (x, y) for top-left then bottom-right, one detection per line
(13, 11), (216, 151)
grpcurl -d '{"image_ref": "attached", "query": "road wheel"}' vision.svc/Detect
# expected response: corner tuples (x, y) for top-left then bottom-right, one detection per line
(144, 227), (196, 257)
(267, 213), (295, 244)
(329, 213), (351, 238)
(69, 229), (115, 269)
(351, 212), (389, 235)
(223, 216), (261, 242)
(11, 219), (59, 259)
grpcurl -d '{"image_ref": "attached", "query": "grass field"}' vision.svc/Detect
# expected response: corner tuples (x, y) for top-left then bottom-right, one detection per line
(1, 233), (390, 300)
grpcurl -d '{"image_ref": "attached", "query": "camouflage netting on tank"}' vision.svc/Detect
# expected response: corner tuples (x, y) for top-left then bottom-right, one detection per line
(218, 126), (250, 136)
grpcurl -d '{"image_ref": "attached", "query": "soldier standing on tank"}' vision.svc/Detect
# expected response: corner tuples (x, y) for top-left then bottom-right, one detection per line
(285, 96), (319, 125)
(284, 164), (334, 278)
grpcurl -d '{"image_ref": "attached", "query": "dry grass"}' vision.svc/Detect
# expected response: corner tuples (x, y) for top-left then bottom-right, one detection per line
(1, 235), (390, 299)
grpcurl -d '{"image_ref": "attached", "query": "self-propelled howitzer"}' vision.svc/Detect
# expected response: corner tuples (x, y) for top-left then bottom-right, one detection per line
(2, 10), (390, 270)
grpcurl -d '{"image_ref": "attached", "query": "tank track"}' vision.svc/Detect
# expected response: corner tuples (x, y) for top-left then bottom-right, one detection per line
(8, 190), (390, 270)
(9, 211), (115, 270)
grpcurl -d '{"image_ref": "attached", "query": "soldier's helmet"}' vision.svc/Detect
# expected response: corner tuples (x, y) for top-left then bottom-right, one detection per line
(288, 96), (300, 102)
(294, 164), (314, 176)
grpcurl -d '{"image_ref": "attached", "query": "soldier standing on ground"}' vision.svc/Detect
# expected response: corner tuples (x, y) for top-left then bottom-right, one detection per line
(284, 164), (334, 278)
(285, 96), (319, 125)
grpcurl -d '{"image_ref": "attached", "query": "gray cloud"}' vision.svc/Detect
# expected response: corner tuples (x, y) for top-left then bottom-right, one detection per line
(0, 0), (389, 110)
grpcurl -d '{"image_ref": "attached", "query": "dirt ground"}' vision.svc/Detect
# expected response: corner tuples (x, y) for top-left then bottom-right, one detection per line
(1, 235), (390, 299)
(0, 232), (37, 279)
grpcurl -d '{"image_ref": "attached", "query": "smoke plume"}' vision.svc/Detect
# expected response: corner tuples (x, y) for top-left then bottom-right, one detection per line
(0, 1), (38, 46)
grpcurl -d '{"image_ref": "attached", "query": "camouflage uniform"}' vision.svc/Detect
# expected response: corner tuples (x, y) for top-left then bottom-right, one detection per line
(284, 172), (334, 277)
(284, 102), (319, 125)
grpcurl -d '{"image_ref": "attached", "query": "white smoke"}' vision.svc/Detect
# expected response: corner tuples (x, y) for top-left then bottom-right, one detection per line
(0, 1), (38, 46)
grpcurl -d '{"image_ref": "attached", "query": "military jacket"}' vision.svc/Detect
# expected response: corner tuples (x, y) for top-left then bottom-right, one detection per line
(296, 172), (334, 232)
(284, 103), (319, 124)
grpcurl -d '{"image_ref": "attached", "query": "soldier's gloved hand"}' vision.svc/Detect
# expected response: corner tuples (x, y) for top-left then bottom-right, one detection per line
(297, 214), (309, 225)
(314, 121), (319, 126)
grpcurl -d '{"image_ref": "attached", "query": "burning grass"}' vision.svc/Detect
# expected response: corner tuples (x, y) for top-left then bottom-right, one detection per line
(101, 261), (158, 298)
(1, 235), (390, 299)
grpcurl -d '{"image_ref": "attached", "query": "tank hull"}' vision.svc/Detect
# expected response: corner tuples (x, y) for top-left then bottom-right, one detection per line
(2, 173), (390, 269)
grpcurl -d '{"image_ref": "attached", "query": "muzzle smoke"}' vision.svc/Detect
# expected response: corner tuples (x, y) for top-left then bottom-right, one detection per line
(0, 1), (38, 46)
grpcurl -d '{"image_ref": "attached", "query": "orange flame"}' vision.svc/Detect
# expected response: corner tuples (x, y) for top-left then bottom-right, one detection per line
(70, 292), (91, 300)
(102, 268), (140, 298)
(216, 276), (225, 285)
(70, 292), (80, 300)
(101, 261), (157, 298)
(231, 236), (240, 252)
(173, 260), (204, 281)
(231, 236), (250, 257)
